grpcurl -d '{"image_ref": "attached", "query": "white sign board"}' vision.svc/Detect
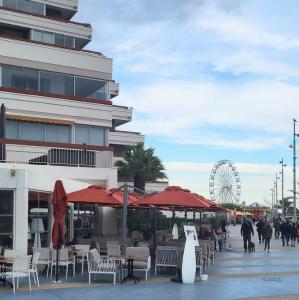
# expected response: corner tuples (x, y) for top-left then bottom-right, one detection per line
(182, 225), (197, 284)
(184, 225), (199, 246)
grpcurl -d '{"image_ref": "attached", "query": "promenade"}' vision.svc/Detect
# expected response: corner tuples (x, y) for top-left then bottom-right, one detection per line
(1, 224), (299, 300)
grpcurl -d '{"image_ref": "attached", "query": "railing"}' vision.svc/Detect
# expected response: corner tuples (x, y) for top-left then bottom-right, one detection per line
(0, 139), (113, 168)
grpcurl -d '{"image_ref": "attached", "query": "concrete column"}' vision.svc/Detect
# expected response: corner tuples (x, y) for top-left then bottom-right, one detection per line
(14, 169), (29, 254)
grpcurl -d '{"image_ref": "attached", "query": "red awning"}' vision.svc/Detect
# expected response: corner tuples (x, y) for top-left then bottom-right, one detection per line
(109, 188), (141, 206)
(67, 185), (122, 206)
(51, 180), (68, 249)
(137, 186), (211, 210)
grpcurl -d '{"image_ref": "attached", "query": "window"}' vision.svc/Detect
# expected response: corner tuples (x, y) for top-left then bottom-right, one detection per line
(2, 0), (45, 15)
(28, 191), (51, 249)
(75, 124), (107, 146)
(0, 64), (109, 101)
(75, 77), (107, 100)
(6, 120), (71, 143)
(2, 66), (38, 91)
(40, 71), (74, 96)
(0, 190), (14, 249)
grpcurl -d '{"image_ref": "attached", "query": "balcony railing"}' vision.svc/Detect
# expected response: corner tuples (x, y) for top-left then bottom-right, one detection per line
(0, 139), (113, 168)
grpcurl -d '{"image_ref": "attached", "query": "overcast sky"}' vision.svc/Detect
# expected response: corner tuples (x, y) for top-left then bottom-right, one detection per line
(75, 0), (299, 205)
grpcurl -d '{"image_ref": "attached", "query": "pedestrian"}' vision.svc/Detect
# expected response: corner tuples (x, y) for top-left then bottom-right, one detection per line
(256, 218), (265, 244)
(262, 221), (273, 252)
(241, 218), (254, 252)
(274, 219), (280, 239)
(280, 220), (287, 247)
(291, 223), (297, 247)
(285, 220), (293, 247)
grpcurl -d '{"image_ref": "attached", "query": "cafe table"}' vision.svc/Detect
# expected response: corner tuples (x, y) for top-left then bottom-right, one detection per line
(118, 256), (144, 284)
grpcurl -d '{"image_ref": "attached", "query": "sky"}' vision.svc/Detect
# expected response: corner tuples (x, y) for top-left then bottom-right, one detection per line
(75, 0), (299, 205)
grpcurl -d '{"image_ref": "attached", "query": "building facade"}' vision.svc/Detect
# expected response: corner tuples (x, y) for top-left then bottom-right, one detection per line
(0, 0), (145, 253)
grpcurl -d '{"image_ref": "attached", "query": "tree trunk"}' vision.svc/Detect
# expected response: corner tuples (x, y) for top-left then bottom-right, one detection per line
(133, 175), (145, 193)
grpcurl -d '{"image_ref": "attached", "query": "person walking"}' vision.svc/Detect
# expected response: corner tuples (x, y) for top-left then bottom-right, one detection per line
(285, 220), (293, 247)
(274, 219), (280, 239)
(291, 222), (297, 247)
(280, 220), (287, 247)
(241, 218), (254, 252)
(262, 221), (273, 252)
(256, 219), (265, 244)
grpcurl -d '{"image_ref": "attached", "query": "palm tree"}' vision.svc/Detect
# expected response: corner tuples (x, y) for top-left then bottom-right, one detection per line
(114, 144), (167, 192)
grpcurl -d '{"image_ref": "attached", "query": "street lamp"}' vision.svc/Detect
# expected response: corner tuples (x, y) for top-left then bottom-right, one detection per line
(279, 158), (287, 217)
(270, 187), (274, 218)
(289, 118), (299, 221)
(274, 173), (280, 217)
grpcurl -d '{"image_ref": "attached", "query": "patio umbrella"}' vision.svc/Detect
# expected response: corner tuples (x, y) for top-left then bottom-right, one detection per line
(139, 186), (211, 210)
(109, 188), (141, 206)
(0, 103), (5, 161)
(52, 180), (68, 249)
(67, 185), (122, 206)
(51, 180), (68, 283)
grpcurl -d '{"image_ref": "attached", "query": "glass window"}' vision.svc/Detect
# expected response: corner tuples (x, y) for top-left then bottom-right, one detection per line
(0, 190), (14, 250)
(19, 122), (45, 141)
(30, 1), (44, 14)
(45, 124), (70, 143)
(17, 0), (30, 12)
(75, 77), (108, 100)
(75, 125), (89, 145)
(3, 0), (17, 9)
(75, 124), (107, 146)
(32, 30), (43, 42)
(42, 32), (53, 44)
(90, 126), (106, 146)
(40, 72), (74, 96)
(64, 36), (74, 48)
(28, 191), (50, 249)
(5, 120), (19, 139)
(54, 34), (64, 46)
(2, 66), (38, 91)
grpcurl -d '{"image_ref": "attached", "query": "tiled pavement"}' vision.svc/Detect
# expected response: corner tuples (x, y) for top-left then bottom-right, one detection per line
(1, 225), (299, 299)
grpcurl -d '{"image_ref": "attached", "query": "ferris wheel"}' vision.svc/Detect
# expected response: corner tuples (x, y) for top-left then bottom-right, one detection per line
(209, 160), (241, 204)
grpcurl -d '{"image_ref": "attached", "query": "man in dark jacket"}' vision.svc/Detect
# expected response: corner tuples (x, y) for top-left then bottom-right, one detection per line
(256, 219), (265, 244)
(280, 220), (288, 246)
(241, 218), (254, 252)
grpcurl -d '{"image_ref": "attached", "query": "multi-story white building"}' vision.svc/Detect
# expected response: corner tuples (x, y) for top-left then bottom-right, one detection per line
(0, 0), (145, 253)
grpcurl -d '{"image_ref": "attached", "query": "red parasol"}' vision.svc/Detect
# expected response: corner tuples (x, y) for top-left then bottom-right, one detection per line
(51, 180), (68, 249)
(138, 186), (211, 210)
(67, 185), (122, 206)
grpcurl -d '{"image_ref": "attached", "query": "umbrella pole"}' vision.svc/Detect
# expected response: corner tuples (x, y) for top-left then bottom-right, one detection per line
(172, 210), (175, 227)
(55, 223), (61, 283)
(193, 211), (196, 222)
(122, 183), (128, 255)
(153, 206), (158, 259)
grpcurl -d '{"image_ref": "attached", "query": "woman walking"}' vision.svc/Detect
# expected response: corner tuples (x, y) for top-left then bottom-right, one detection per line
(262, 221), (273, 252)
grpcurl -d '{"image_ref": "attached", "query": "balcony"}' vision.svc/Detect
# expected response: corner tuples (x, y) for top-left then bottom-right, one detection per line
(0, 36), (112, 80)
(112, 106), (133, 127)
(0, 7), (91, 41)
(109, 81), (119, 99)
(0, 139), (113, 168)
(109, 130), (144, 146)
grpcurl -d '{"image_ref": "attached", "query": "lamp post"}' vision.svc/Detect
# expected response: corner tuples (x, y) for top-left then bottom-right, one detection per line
(274, 173), (280, 217)
(270, 187), (274, 218)
(289, 119), (299, 221)
(279, 158), (287, 217)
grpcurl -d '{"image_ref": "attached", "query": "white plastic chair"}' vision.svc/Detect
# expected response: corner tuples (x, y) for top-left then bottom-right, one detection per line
(50, 248), (75, 279)
(29, 252), (40, 286)
(88, 249), (116, 284)
(107, 244), (121, 257)
(75, 245), (90, 274)
(6, 256), (32, 293)
(32, 247), (51, 277)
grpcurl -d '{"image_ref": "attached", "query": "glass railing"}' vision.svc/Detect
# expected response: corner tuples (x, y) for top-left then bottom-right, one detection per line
(0, 64), (109, 101)
(1, 0), (45, 15)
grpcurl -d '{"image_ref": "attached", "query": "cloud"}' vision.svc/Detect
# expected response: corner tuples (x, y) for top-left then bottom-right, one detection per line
(118, 79), (299, 150)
